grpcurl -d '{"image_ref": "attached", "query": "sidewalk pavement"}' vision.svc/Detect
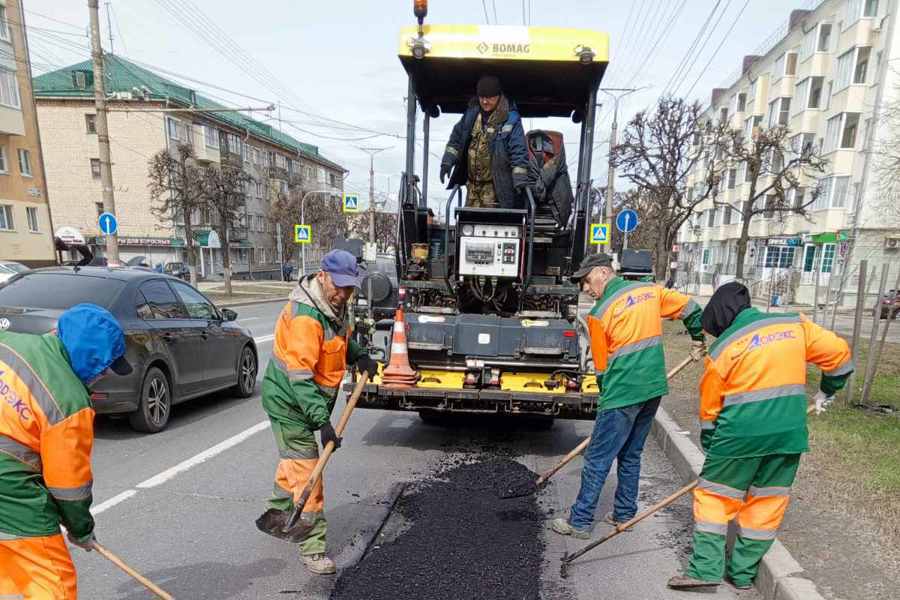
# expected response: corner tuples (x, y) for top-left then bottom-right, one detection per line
(198, 280), (295, 307)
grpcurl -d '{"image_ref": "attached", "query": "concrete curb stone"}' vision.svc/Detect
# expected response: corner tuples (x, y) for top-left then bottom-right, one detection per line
(651, 406), (827, 600)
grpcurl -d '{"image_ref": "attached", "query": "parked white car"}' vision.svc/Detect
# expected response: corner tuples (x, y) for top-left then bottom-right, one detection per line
(0, 261), (30, 284)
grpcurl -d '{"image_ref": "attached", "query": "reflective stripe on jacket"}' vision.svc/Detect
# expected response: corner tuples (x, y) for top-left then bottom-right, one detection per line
(261, 277), (366, 431)
(700, 308), (853, 457)
(586, 277), (703, 410)
(0, 332), (94, 539)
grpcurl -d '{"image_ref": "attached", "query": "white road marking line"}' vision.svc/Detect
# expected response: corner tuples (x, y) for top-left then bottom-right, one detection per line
(238, 317), (260, 322)
(254, 334), (275, 344)
(135, 421), (271, 489)
(91, 489), (137, 515)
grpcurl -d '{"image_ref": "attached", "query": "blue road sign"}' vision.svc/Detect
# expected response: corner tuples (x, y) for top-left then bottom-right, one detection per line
(98, 212), (118, 236)
(616, 208), (639, 233)
(589, 223), (609, 245)
(342, 193), (360, 213)
(294, 224), (312, 244)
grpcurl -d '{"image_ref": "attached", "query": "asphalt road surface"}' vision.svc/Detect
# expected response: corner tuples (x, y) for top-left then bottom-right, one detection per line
(74, 300), (759, 600)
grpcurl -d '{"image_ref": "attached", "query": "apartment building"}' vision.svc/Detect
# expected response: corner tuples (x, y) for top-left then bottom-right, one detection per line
(678, 0), (900, 305)
(32, 55), (345, 278)
(0, 0), (56, 267)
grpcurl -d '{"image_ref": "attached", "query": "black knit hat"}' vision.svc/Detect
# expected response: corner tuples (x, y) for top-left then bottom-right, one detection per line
(476, 75), (502, 98)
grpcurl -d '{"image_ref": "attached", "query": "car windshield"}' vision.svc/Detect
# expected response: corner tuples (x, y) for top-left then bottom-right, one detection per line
(0, 273), (125, 309)
(0, 262), (28, 274)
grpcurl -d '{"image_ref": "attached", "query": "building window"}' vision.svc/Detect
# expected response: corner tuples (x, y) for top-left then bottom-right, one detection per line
(841, 113), (860, 149)
(835, 49), (854, 90)
(807, 76), (824, 108)
(0, 146), (6, 174)
(0, 68), (20, 109)
(0, 7), (9, 41)
(706, 210), (715, 227)
(821, 244), (836, 272)
(724, 204), (733, 224)
(85, 114), (97, 134)
(777, 98), (790, 126)
(166, 117), (180, 141)
(864, 0), (879, 17)
(764, 246), (796, 269)
(0, 204), (12, 230)
(95, 202), (104, 217)
(719, 107), (728, 123)
(90, 158), (101, 179)
(204, 125), (219, 148)
(791, 187), (806, 209)
(817, 23), (832, 52)
(727, 168), (736, 189)
(735, 93), (747, 113)
(17, 149), (31, 177)
(854, 47), (871, 84)
(816, 176), (851, 209)
(26, 207), (38, 232)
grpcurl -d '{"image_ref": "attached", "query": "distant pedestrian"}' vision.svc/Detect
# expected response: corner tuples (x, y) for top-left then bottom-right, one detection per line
(668, 282), (853, 591)
(282, 263), (294, 281)
(256, 250), (380, 575)
(552, 253), (705, 539)
(0, 304), (132, 599)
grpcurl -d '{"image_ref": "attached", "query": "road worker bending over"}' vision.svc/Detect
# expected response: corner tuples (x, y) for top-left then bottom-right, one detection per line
(0, 304), (132, 599)
(256, 249), (379, 575)
(668, 282), (853, 591)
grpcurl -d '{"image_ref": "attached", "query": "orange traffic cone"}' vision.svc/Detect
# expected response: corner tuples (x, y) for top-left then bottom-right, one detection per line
(381, 306), (418, 388)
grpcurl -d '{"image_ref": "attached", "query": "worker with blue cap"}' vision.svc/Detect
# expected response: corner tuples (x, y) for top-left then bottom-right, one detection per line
(257, 249), (381, 575)
(0, 303), (131, 599)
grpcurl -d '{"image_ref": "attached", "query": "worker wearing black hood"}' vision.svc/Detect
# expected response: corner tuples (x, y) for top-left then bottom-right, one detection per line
(669, 282), (854, 591)
(439, 75), (529, 209)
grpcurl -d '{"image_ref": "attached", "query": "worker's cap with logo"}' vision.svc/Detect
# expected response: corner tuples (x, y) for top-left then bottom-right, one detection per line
(57, 303), (133, 384)
(322, 249), (363, 289)
(570, 253), (614, 283)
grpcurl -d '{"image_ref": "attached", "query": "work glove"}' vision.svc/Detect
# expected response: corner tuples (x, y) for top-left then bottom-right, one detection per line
(320, 422), (342, 450)
(813, 390), (834, 415)
(439, 162), (453, 184)
(355, 355), (381, 381)
(690, 338), (707, 359)
(512, 169), (529, 194)
(67, 530), (96, 552)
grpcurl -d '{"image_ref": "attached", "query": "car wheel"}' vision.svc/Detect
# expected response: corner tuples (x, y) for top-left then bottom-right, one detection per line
(232, 345), (257, 398)
(129, 367), (172, 433)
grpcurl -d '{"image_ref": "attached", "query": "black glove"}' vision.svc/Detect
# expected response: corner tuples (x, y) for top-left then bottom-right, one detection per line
(320, 423), (342, 450)
(512, 169), (528, 193)
(356, 355), (381, 381)
(67, 530), (96, 552)
(439, 162), (452, 184)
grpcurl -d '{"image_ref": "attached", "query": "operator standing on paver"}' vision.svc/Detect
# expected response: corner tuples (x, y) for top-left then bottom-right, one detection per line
(552, 253), (705, 539)
(439, 75), (529, 209)
(0, 304), (132, 599)
(255, 249), (379, 575)
(668, 282), (853, 591)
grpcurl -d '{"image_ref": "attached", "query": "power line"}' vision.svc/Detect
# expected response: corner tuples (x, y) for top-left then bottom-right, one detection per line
(658, 0), (724, 101)
(684, 0), (752, 99)
(481, 0), (491, 24)
(492, 0), (498, 25)
(670, 0), (733, 97)
(23, 9), (84, 31)
(623, 0), (688, 89)
(110, 2), (128, 55)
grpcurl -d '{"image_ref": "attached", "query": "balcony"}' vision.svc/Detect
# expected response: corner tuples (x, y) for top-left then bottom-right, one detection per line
(267, 166), (288, 180)
(227, 226), (248, 242)
(0, 106), (24, 136)
(192, 129), (220, 164)
(220, 150), (242, 167)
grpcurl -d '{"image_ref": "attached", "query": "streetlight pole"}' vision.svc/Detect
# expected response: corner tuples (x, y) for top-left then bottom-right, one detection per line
(357, 147), (389, 246)
(599, 87), (642, 253)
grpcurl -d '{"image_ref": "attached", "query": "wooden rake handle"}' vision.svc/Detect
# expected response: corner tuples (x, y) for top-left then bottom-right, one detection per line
(287, 373), (369, 524)
(539, 350), (704, 485)
(91, 541), (174, 600)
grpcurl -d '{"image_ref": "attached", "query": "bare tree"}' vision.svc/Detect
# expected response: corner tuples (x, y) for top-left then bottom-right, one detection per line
(147, 143), (204, 285)
(612, 98), (729, 279)
(714, 125), (827, 279)
(202, 165), (254, 296)
(873, 73), (900, 220)
(346, 211), (398, 253)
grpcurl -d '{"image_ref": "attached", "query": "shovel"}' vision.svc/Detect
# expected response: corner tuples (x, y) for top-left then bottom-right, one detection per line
(279, 372), (369, 539)
(91, 541), (174, 599)
(500, 351), (703, 499)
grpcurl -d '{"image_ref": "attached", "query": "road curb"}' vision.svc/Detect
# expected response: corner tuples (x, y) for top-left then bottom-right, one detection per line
(336, 481), (406, 572)
(650, 406), (827, 600)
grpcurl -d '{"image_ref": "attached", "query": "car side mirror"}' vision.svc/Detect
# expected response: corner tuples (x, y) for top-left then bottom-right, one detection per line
(221, 308), (238, 322)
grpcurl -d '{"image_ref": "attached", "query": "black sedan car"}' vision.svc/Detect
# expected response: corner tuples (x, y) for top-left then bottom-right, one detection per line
(0, 267), (257, 433)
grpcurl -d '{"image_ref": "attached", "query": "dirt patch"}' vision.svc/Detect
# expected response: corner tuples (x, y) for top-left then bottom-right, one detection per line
(330, 458), (547, 600)
(661, 322), (900, 600)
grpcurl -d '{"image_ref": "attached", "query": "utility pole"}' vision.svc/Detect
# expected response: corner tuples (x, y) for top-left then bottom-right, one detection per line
(600, 87), (641, 253)
(88, 0), (119, 264)
(358, 147), (389, 245)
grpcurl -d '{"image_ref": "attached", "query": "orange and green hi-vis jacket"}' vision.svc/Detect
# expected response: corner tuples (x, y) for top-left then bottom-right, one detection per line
(261, 275), (367, 431)
(0, 331), (95, 539)
(700, 308), (853, 458)
(586, 277), (704, 410)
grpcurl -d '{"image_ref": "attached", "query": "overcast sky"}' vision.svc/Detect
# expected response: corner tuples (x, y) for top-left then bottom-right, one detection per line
(24, 0), (816, 213)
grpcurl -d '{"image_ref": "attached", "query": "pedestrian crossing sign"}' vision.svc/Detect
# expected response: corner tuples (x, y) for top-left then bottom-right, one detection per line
(342, 193), (360, 213)
(294, 224), (311, 244)
(589, 223), (609, 245)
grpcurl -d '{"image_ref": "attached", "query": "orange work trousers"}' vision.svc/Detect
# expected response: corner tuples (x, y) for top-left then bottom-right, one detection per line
(0, 533), (77, 599)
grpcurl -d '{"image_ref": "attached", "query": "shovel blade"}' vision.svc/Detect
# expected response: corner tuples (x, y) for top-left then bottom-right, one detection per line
(255, 509), (314, 544)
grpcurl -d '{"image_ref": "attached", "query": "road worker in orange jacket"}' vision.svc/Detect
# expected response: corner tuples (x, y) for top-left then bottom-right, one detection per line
(256, 249), (379, 576)
(668, 282), (853, 591)
(0, 303), (132, 600)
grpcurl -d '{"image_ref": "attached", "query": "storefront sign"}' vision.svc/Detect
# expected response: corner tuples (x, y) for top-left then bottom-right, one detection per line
(90, 236), (183, 247)
(767, 238), (802, 247)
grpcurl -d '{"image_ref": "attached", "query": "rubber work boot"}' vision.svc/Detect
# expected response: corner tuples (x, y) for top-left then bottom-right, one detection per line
(550, 518), (590, 540)
(667, 575), (720, 590)
(302, 553), (336, 575)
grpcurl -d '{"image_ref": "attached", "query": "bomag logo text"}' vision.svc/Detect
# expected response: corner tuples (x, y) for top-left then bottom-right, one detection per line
(489, 43), (530, 54)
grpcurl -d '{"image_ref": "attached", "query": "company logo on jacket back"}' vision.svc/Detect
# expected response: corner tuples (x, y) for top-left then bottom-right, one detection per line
(1, 369), (33, 422)
(732, 329), (797, 358)
(614, 292), (654, 316)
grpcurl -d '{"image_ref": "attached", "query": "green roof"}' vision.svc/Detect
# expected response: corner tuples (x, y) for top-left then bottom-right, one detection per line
(33, 55), (343, 171)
